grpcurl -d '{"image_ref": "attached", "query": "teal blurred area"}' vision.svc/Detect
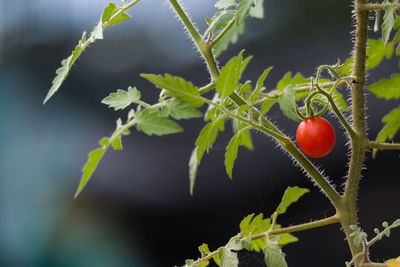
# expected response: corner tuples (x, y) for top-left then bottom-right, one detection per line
(1, 1), (400, 267)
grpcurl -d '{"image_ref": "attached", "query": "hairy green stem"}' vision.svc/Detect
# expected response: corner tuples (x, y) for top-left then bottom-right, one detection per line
(340, 0), (369, 265)
(253, 214), (340, 239)
(361, 3), (400, 11)
(210, 17), (236, 48)
(169, 0), (220, 82)
(367, 141), (400, 150)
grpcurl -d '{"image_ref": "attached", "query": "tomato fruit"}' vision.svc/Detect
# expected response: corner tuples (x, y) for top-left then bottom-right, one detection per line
(296, 117), (335, 158)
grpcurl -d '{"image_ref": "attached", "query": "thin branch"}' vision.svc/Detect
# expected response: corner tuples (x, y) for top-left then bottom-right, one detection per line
(210, 17), (236, 48)
(252, 214), (340, 239)
(361, 3), (400, 11)
(199, 82), (216, 94)
(367, 141), (400, 150)
(360, 263), (386, 267)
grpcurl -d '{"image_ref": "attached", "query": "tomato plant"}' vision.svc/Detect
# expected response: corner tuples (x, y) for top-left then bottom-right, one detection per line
(43, 0), (400, 266)
(296, 117), (335, 158)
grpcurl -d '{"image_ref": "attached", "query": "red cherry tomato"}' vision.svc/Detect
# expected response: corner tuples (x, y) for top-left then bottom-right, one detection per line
(296, 117), (335, 158)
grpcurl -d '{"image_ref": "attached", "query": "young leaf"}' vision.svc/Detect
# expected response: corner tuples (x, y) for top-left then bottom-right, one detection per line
(160, 98), (202, 120)
(101, 3), (131, 27)
(199, 243), (211, 257)
(43, 32), (88, 104)
(368, 73), (400, 100)
(189, 147), (200, 195)
(203, 11), (229, 39)
(140, 74), (203, 107)
(44, 3), (132, 104)
(112, 136), (123, 150)
(260, 99), (278, 116)
(225, 133), (241, 179)
(213, 15), (244, 57)
(276, 72), (308, 92)
(264, 237), (288, 267)
(366, 39), (387, 69)
(382, 5), (397, 45)
(215, 0), (237, 9)
(249, 0), (264, 19)
(189, 117), (226, 194)
(237, 0), (256, 25)
(279, 85), (300, 122)
(135, 108), (183, 136)
(373, 106), (400, 158)
(102, 86), (141, 110)
(276, 186), (310, 215)
(217, 54), (244, 98)
(74, 137), (111, 198)
(250, 67), (273, 104)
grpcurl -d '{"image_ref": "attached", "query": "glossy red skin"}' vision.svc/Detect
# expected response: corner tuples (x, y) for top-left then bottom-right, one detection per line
(296, 117), (335, 158)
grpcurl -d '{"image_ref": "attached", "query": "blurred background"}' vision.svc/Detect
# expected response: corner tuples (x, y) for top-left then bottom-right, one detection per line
(1, 0), (400, 266)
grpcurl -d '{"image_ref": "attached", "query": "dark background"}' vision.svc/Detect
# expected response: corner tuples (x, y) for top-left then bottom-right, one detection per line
(1, 0), (399, 266)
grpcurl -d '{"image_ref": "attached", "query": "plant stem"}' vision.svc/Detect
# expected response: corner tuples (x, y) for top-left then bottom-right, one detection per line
(367, 141), (400, 150)
(341, 0), (369, 265)
(199, 82), (216, 94)
(169, 0), (220, 82)
(210, 17), (236, 48)
(361, 3), (400, 11)
(252, 214), (340, 239)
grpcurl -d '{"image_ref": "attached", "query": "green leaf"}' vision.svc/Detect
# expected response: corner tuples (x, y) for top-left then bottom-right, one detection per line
(395, 16), (400, 30)
(237, 0), (256, 24)
(250, 67), (273, 104)
(220, 244), (239, 267)
(366, 39), (387, 69)
(386, 41), (395, 59)
(74, 137), (110, 198)
(382, 5), (397, 45)
(141, 74), (203, 107)
(277, 233), (299, 246)
(276, 72), (308, 92)
(264, 237), (288, 267)
(135, 108), (183, 136)
(373, 106), (400, 157)
(225, 133), (241, 179)
(217, 57), (240, 98)
(44, 3), (132, 104)
(239, 214), (254, 232)
(241, 236), (252, 250)
(215, 0), (237, 9)
(213, 15), (244, 57)
(189, 117), (225, 194)
(249, 0), (264, 19)
(217, 51), (249, 99)
(160, 98), (202, 120)
(102, 86), (141, 110)
(199, 243), (211, 257)
(203, 11), (229, 39)
(189, 146), (200, 195)
(368, 73), (400, 100)
(101, 3), (131, 27)
(276, 186), (310, 215)
(279, 85), (299, 122)
(338, 57), (354, 76)
(260, 99), (278, 116)
(43, 32), (88, 104)
(112, 136), (123, 150)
